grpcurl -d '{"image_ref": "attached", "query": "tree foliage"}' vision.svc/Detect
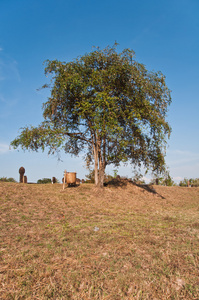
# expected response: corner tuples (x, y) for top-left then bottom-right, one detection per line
(11, 44), (171, 188)
(37, 178), (52, 184)
(37, 177), (59, 184)
(0, 177), (16, 183)
(179, 178), (199, 187)
(150, 170), (175, 186)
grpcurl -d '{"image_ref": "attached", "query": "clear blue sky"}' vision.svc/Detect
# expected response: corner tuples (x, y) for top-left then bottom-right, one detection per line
(0, 0), (199, 183)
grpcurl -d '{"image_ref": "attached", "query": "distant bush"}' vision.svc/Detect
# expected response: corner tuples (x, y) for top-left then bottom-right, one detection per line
(85, 169), (118, 184)
(179, 178), (189, 187)
(37, 178), (52, 184)
(191, 178), (199, 187)
(132, 172), (145, 185)
(150, 172), (176, 186)
(179, 178), (199, 187)
(37, 178), (59, 184)
(0, 177), (16, 182)
(85, 170), (95, 183)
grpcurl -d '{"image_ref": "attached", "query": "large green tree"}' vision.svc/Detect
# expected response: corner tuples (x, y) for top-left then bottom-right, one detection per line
(11, 45), (171, 188)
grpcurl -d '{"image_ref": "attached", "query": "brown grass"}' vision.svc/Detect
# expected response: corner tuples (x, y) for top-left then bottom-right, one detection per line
(0, 182), (198, 299)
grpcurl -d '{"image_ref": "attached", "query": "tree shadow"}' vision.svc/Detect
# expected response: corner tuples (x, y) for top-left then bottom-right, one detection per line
(136, 183), (165, 199)
(65, 183), (80, 188)
(104, 178), (128, 188)
(104, 179), (165, 199)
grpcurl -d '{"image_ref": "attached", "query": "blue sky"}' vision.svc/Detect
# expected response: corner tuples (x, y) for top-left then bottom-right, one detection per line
(0, 0), (199, 183)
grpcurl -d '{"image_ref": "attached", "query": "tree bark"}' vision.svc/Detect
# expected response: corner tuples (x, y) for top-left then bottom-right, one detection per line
(93, 133), (106, 188)
(93, 144), (99, 186)
(98, 166), (105, 188)
(98, 144), (105, 188)
(94, 158), (98, 186)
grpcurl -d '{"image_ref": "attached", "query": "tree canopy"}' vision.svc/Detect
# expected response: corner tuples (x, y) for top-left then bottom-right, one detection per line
(11, 44), (172, 187)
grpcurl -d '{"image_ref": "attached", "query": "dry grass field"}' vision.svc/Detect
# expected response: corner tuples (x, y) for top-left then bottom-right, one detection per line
(0, 181), (198, 299)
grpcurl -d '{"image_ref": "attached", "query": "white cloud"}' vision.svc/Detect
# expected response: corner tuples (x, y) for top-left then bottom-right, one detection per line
(142, 176), (151, 184)
(173, 176), (183, 182)
(0, 143), (10, 154)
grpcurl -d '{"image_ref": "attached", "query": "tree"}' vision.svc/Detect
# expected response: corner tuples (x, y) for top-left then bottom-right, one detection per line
(11, 44), (171, 188)
(150, 170), (175, 186)
(37, 177), (59, 184)
(179, 178), (199, 187)
(37, 178), (52, 184)
(0, 177), (16, 183)
(85, 169), (95, 183)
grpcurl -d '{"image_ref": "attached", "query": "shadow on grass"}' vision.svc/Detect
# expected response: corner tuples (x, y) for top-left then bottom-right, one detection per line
(104, 179), (165, 199)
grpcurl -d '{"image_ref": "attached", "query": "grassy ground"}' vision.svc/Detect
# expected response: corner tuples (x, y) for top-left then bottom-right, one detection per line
(0, 181), (198, 299)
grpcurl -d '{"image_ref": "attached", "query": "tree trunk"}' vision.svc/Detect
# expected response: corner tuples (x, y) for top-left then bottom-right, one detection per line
(93, 135), (106, 188)
(93, 145), (99, 186)
(98, 148), (105, 188)
(98, 166), (105, 188)
(94, 160), (98, 186)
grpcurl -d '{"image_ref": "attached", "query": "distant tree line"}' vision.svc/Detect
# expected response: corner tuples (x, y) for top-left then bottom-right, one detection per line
(179, 178), (199, 187)
(1, 175), (199, 187)
(84, 170), (199, 187)
(0, 177), (16, 182)
(149, 171), (176, 186)
(37, 178), (59, 184)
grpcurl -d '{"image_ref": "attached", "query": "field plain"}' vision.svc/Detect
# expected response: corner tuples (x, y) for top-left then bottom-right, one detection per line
(0, 181), (198, 299)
